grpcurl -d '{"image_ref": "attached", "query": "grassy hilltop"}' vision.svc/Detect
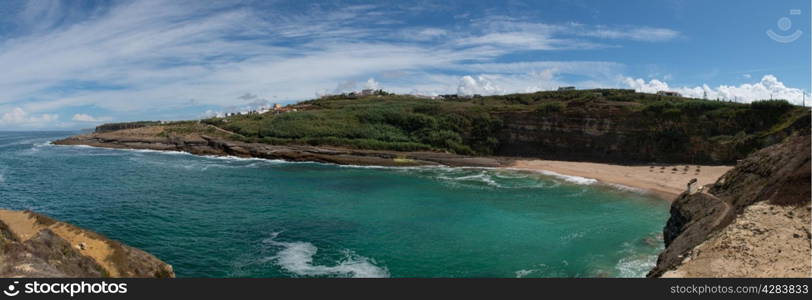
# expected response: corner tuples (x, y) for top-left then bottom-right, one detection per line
(102, 89), (809, 163)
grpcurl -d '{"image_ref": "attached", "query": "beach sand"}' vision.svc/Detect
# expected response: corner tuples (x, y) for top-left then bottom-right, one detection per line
(509, 160), (733, 200)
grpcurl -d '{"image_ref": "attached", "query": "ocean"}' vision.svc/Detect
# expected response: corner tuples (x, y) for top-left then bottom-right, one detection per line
(0, 131), (669, 278)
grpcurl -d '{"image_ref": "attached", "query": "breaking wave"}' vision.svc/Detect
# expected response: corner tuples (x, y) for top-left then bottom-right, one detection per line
(62, 143), (645, 194)
(614, 254), (657, 278)
(534, 170), (597, 185)
(602, 183), (647, 195)
(613, 238), (662, 277)
(262, 232), (389, 278)
(514, 269), (536, 278)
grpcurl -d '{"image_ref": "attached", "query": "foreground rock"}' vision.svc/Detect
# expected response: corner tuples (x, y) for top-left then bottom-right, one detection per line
(52, 125), (507, 168)
(648, 133), (811, 277)
(0, 209), (174, 278)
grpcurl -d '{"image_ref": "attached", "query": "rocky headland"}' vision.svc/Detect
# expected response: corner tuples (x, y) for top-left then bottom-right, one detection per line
(53, 125), (508, 168)
(648, 133), (811, 277)
(0, 209), (174, 278)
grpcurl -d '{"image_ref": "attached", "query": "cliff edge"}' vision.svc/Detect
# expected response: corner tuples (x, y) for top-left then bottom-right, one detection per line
(0, 209), (174, 278)
(648, 133), (811, 277)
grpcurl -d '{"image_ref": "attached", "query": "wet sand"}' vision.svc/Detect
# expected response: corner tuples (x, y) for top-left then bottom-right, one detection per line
(509, 160), (733, 200)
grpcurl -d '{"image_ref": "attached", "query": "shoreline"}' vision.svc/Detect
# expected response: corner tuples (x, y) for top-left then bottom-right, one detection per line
(53, 131), (733, 201)
(508, 160), (733, 201)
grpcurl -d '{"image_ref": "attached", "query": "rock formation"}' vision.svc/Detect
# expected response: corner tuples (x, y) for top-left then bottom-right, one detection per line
(648, 133), (811, 277)
(53, 125), (506, 168)
(494, 105), (809, 164)
(0, 210), (174, 278)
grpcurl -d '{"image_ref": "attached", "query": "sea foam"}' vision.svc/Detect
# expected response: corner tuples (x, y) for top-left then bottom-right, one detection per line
(535, 170), (598, 185)
(604, 183), (649, 195)
(263, 233), (389, 278)
(614, 254), (657, 278)
(514, 269), (536, 278)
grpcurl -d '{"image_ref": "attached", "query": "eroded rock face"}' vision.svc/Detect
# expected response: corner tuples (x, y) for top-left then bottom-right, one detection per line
(648, 133), (811, 277)
(0, 210), (174, 278)
(660, 202), (810, 277)
(52, 127), (507, 168)
(494, 108), (809, 164)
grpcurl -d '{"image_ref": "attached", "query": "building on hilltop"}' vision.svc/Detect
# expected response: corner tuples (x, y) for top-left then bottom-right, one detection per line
(557, 86), (576, 91)
(657, 91), (682, 97)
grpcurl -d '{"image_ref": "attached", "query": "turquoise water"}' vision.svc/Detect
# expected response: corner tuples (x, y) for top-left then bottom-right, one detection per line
(0, 131), (668, 278)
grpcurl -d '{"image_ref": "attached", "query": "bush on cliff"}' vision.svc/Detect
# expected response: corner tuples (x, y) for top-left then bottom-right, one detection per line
(195, 91), (804, 159)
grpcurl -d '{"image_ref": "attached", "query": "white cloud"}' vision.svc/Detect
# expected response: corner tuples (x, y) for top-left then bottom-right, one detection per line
(400, 28), (448, 41)
(72, 113), (112, 122)
(363, 78), (380, 90)
(456, 32), (560, 50)
(0, 1), (685, 129)
(576, 26), (680, 42)
(624, 74), (806, 105)
(457, 75), (503, 96)
(0, 107), (58, 127)
(624, 77), (670, 94)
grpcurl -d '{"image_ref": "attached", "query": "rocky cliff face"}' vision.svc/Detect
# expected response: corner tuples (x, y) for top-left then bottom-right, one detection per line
(494, 106), (809, 164)
(53, 126), (506, 168)
(648, 133), (811, 277)
(0, 210), (174, 278)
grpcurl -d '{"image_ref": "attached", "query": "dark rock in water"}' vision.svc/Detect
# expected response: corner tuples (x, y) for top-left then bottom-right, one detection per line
(0, 209), (174, 278)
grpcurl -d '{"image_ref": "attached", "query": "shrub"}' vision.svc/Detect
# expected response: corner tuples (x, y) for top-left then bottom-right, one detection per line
(536, 102), (564, 115)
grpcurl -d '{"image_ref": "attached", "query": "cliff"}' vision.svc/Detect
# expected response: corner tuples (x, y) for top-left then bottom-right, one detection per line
(494, 100), (809, 164)
(53, 125), (506, 168)
(57, 90), (809, 166)
(648, 133), (811, 277)
(0, 209), (174, 278)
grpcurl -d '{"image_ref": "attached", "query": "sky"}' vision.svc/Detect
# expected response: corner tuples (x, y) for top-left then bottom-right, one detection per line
(0, 0), (809, 130)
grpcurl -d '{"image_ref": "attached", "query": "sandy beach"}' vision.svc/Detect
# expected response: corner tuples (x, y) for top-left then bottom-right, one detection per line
(509, 160), (733, 200)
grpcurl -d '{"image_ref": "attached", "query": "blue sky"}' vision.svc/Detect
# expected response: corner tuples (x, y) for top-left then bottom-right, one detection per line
(0, 0), (809, 129)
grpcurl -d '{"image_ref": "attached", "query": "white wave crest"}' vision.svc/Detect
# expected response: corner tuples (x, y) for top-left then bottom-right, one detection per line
(604, 183), (649, 194)
(65, 144), (96, 149)
(514, 269), (536, 278)
(615, 254), (657, 278)
(263, 233), (389, 278)
(560, 231), (585, 242)
(536, 170), (597, 185)
(438, 171), (501, 188)
(126, 148), (191, 155)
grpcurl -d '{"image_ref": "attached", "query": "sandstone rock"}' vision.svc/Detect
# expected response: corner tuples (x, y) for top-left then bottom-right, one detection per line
(649, 133), (811, 277)
(0, 210), (174, 278)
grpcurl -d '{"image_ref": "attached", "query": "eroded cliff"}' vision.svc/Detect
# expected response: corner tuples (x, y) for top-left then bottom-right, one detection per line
(648, 133), (811, 277)
(495, 101), (809, 164)
(0, 209), (175, 278)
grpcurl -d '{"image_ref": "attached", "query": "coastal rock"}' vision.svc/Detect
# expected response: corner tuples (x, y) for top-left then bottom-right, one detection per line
(0, 209), (174, 278)
(648, 133), (811, 277)
(52, 125), (507, 168)
(494, 106), (809, 164)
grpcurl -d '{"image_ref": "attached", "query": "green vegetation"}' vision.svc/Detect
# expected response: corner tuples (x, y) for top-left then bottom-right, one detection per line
(203, 94), (505, 154)
(128, 89), (806, 160)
